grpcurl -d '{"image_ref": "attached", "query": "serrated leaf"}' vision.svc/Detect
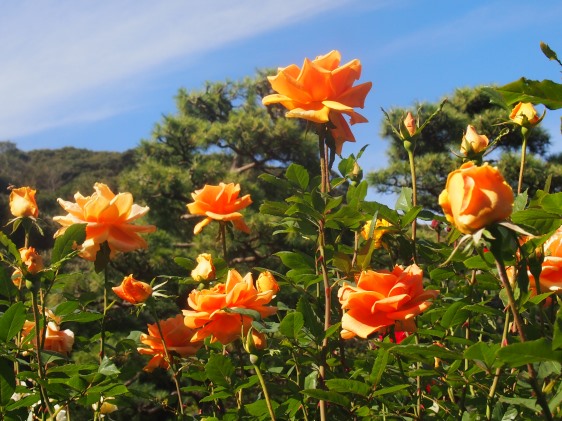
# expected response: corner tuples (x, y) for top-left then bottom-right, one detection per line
(511, 208), (562, 234)
(553, 307), (562, 350)
(440, 301), (469, 330)
(495, 78), (562, 109)
(0, 232), (21, 262)
(296, 297), (323, 340)
(497, 338), (562, 366)
(51, 223), (87, 264)
(0, 358), (15, 406)
(325, 378), (371, 397)
(174, 257), (195, 271)
(285, 163), (309, 190)
(98, 357), (120, 376)
(301, 389), (350, 408)
(395, 187), (413, 212)
(0, 302), (26, 343)
(205, 353), (234, 388)
(61, 312), (103, 323)
(279, 312), (304, 339)
(370, 347), (390, 387)
(371, 384), (410, 397)
(224, 307), (261, 321)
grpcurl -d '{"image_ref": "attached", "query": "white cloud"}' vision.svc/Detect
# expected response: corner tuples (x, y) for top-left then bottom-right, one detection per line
(0, 0), (352, 139)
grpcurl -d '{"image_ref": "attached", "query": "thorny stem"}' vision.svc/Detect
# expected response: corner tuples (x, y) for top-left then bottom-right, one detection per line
(31, 288), (54, 417)
(152, 310), (185, 416)
(220, 222), (228, 263)
(99, 266), (108, 362)
(407, 149), (418, 264)
(517, 130), (529, 195)
(317, 131), (331, 421)
(493, 255), (553, 421)
(487, 310), (510, 420)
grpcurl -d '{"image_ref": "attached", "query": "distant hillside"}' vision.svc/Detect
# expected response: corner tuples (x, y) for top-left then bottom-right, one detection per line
(0, 141), (136, 247)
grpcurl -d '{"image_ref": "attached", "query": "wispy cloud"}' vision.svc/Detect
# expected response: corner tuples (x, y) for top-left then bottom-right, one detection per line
(0, 0), (351, 140)
(372, 2), (562, 61)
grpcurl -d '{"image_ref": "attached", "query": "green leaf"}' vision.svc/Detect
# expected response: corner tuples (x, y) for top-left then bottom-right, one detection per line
(325, 378), (371, 397)
(0, 302), (26, 343)
(98, 357), (121, 376)
(0, 232), (21, 262)
(440, 301), (469, 330)
(464, 342), (501, 372)
(174, 257), (195, 271)
(540, 192), (562, 215)
(370, 347), (390, 387)
(285, 163), (309, 190)
(401, 206), (422, 226)
(395, 187), (413, 212)
(511, 208), (562, 234)
(296, 297), (323, 340)
(513, 191), (528, 213)
(205, 353), (234, 388)
(497, 338), (562, 367)
(0, 358), (15, 406)
(301, 389), (350, 408)
(279, 312), (304, 339)
(224, 307), (261, 321)
(275, 251), (315, 271)
(540, 41), (562, 65)
(61, 312), (103, 323)
(553, 307), (562, 350)
(51, 223), (87, 264)
(495, 78), (562, 109)
(245, 399), (279, 417)
(371, 384), (410, 397)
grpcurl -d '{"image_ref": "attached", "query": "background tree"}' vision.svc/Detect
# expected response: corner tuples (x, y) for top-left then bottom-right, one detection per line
(119, 70), (320, 279)
(367, 87), (556, 210)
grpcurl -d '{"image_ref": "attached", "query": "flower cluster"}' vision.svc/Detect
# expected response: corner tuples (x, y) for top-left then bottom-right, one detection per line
(183, 269), (278, 345)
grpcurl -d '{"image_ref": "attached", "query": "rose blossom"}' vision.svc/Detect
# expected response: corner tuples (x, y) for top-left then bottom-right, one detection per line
(183, 269), (278, 345)
(338, 264), (438, 339)
(187, 183), (252, 235)
(53, 183), (156, 261)
(438, 162), (513, 234)
(9, 186), (39, 218)
(137, 315), (202, 372)
(262, 50), (372, 154)
(112, 274), (152, 304)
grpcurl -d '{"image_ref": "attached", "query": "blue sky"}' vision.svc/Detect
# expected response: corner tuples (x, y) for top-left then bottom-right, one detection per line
(2, 0), (561, 183)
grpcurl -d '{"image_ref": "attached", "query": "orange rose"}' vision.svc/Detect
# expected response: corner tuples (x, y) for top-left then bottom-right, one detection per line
(22, 320), (74, 355)
(460, 125), (489, 156)
(403, 112), (417, 137)
(137, 314), (202, 372)
(438, 162), (513, 234)
(509, 102), (541, 127)
(256, 271), (280, 295)
(361, 219), (392, 248)
(191, 253), (216, 282)
(262, 50), (372, 155)
(338, 264), (438, 339)
(527, 228), (562, 294)
(20, 247), (43, 274)
(183, 269), (278, 345)
(245, 329), (267, 353)
(9, 187), (39, 218)
(53, 183), (156, 261)
(187, 183), (252, 235)
(112, 274), (152, 304)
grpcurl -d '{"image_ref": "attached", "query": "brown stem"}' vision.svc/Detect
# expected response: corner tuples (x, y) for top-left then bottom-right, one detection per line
(494, 256), (553, 420)
(31, 289), (53, 417)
